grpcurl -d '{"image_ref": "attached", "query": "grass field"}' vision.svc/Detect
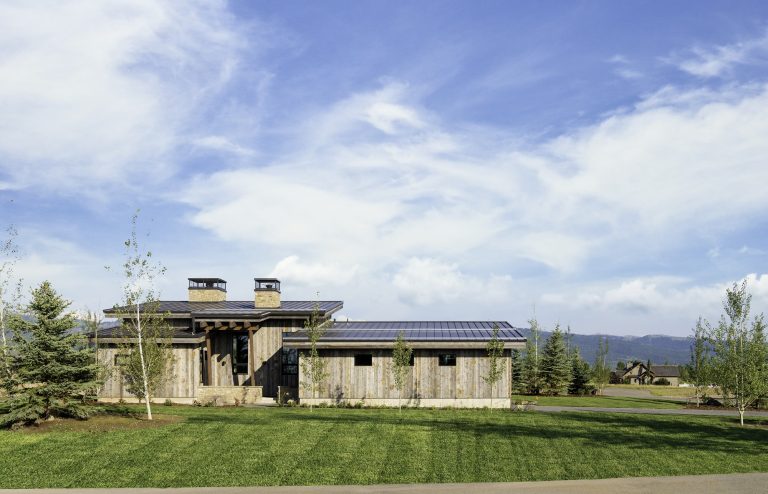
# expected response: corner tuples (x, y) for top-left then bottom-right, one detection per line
(1, 406), (767, 488)
(511, 394), (683, 408)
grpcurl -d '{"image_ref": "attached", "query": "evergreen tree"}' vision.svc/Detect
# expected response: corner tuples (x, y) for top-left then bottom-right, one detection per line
(510, 349), (523, 394)
(1, 282), (98, 428)
(569, 347), (591, 395)
(520, 315), (542, 394)
(540, 324), (571, 395)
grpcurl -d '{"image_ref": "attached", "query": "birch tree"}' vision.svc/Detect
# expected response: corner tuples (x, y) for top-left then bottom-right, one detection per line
(391, 331), (412, 412)
(0, 226), (22, 394)
(83, 310), (112, 399)
(482, 323), (505, 409)
(299, 302), (332, 411)
(111, 212), (172, 420)
(592, 337), (610, 395)
(521, 315), (542, 394)
(707, 281), (768, 426)
(687, 317), (711, 407)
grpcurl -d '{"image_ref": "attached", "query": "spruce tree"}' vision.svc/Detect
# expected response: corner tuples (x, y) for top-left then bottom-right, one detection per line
(569, 347), (591, 395)
(1, 282), (98, 427)
(540, 324), (571, 395)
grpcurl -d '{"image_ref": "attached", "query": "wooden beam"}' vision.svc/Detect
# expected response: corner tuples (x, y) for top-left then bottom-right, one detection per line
(248, 328), (255, 386)
(214, 321), (223, 329)
(199, 321), (209, 330)
(205, 329), (213, 386)
(243, 321), (251, 329)
(229, 320), (237, 329)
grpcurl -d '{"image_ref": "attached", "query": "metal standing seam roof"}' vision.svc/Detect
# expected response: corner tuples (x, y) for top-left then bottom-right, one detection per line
(104, 300), (343, 316)
(283, 321), (525, 343)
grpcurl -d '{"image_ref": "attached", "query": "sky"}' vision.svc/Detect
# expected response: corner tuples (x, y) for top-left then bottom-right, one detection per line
(1, 1), (768, 336)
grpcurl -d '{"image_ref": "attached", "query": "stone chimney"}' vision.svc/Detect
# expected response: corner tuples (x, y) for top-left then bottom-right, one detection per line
(254, 278), (281, 308)
(188, 278), (227, 302)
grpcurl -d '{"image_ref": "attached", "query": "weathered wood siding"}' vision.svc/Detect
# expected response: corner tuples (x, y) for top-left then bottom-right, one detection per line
(300, 349), (512, 401)
(98, 345), (200, 399)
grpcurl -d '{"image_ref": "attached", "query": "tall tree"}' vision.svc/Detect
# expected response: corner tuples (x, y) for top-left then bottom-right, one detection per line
(0, 226), (22, 394)
(510, 349), (524, 395)
(111, 212), (172, 420)
(707, 281), (768, 426)
(83, 310), (111, 398)
(520, 315), (542, 395)
(592, 337), (610, 395)
(482, 324), (505, 408)
(391, 331), (412, 412)
(687, 317), (711, 407)
(1, 282), (99, 428)
(569, 347), (591, 396)
(299, 302), (332, 411)
(540, 324), (571, 395)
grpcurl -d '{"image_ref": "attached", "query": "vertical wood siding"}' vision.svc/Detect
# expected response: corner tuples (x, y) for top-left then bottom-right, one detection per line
(299, 349), (512, 400)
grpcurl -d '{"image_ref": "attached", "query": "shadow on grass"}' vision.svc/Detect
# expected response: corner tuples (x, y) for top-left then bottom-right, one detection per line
(182, 407), (768, 456)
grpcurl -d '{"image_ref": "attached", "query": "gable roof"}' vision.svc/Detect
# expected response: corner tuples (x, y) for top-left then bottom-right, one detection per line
(649, 365), (680, 377)
(283, 321), (525, 349)
(104, 300), (343, 319)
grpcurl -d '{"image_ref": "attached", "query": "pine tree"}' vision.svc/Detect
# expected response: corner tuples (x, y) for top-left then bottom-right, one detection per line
(1, 282), (99, 428)
(568, 347), (591, 395)
(540, 324), (571, 395)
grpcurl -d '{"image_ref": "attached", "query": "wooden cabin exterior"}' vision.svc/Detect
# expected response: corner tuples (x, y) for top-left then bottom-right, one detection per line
(95, 277), (527, 407)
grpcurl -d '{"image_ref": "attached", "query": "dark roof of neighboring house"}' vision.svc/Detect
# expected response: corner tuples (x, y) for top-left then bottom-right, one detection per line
(283, 321), (525, 345)
(650, 365), (680, 377)
(92, 323), (202, 341)
(104, 300), (343, 318)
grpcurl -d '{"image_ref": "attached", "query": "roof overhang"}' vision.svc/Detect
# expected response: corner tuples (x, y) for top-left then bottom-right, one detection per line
(283, 340), (526, 350)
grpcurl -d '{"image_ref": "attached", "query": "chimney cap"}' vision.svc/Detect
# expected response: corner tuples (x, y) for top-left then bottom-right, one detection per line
(254, 278), (280, 292)
(188, 278), (227, 291)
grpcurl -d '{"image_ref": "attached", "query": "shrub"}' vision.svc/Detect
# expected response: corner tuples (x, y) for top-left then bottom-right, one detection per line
(654, 378), (671, 386)
(164, 399), (173, 407)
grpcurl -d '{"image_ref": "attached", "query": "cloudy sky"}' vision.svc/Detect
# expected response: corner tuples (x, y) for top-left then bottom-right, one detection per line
(2, 1), (768, 336)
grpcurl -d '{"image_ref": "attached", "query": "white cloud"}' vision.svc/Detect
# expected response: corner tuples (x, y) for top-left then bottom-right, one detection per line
(271, 256), (358, 287)
(543, 274), (768, 319)
(673, 30), (768, 78)
(392, 258), (512, 306)
(193, 135), (256, 157)
(0, 0), (248, 191)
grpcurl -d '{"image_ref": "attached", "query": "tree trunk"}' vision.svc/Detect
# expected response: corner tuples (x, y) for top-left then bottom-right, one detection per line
(738, 407), (745, 426)
(136, 305), (153, 421)
(398, 388), (402, 413)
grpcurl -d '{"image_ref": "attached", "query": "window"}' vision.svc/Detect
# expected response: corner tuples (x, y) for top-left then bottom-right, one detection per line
(409, 353), (415, 366)
(233, 334), (249, 374)
(114, 353), (129, 366)
(282, 348), (298, 375)
(438, 353), (456, 366)
(354, 353), (373, 366)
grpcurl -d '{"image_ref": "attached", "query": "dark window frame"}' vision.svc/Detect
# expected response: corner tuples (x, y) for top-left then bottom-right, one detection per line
(354, 353), (373, 366)
(233, 334), (249, 374)
(438, 353), (456, 366)
(282, 348), (298, 375)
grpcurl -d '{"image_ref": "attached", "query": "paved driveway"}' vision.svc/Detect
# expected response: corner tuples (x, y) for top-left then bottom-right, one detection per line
(1, 473), (766, 494)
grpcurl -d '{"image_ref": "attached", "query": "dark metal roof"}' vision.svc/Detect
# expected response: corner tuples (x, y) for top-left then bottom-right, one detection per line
(91, 324), (202, 340)
(188, 277), (226, 283)
(104, 300), (343, 317)
(283, 321), (524, 343)
(650, 365), (681, 377)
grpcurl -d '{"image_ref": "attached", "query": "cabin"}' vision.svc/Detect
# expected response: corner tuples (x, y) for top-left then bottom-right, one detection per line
(618, 361), (681, 386)
(95, 277), (526, 408)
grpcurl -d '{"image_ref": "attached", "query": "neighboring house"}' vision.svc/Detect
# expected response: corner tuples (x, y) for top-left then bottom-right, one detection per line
(618, 361), (681, 386)
(94, 277), (526, 407)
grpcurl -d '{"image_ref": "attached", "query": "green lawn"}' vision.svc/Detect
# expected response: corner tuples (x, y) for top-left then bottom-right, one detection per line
(511, 394), (683, 409)
(0, 406), (766, 488)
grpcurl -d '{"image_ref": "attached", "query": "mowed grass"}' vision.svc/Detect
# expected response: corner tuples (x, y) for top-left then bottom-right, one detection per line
(511, 394), (683, 408)
(1, 406), (767, 488)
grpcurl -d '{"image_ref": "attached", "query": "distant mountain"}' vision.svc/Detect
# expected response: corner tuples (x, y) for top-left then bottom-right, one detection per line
(517, 328), (691, 366)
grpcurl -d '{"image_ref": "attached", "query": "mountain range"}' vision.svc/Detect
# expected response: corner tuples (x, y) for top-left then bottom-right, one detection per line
(517, 328), (692, 366)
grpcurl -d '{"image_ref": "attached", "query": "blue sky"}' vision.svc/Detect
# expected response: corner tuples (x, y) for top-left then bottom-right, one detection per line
(2, 1), (768, 336)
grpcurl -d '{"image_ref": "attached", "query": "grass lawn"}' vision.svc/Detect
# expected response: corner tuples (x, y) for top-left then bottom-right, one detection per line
(511, 394), (683, 409)
(1, 406), (767, 488)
